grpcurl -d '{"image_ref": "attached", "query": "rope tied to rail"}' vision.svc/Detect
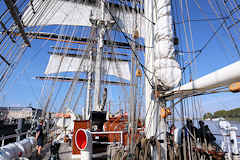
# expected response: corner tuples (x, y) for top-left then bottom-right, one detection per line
(133, 136), (161, 160)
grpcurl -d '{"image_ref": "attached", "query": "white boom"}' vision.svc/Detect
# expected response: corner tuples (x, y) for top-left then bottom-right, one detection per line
(165, 60), (240, 100)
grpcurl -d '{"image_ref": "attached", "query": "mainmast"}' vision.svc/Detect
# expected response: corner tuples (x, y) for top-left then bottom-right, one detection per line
(144, 0), (181, 159)
(129, 0), (138, 154)
(144, 0), (161, 159)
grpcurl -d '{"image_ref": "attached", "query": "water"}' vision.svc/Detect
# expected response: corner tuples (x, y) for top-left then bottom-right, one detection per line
(174, 120), (240, 149)
(205, 120), (240, 147)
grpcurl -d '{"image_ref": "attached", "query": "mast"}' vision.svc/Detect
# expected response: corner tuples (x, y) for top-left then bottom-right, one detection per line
(93, 0), (115, 111)
(144, 0), (156, 139)
(93, 0), (106, 111)
(144, 0), (164, 156)
(129, 0), (138, 153)
(145, 0), (181, 159)
(144, 1), (163, 159)
(85, 50), (93, 119)
(129, 30), (136, 155)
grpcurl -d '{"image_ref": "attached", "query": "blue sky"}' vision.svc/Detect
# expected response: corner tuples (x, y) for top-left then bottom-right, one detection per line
(0, 0), (240, 116)
(171, 0), (240, 115)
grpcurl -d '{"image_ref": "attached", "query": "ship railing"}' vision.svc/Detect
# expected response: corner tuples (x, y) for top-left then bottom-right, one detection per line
(0, 131), (30, 147)
(91, 131), (125, 145)
(213, 132), (240, 136)
(213, 132), (240, 139)
(89, 131), (126, 159)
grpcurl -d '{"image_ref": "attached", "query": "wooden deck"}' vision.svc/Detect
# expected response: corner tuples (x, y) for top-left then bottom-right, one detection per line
(31, 143), (74, 160)
(30, 142), (108, 159)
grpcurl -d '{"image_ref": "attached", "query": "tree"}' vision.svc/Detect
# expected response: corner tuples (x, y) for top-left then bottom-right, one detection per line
(212, 107), (240, 121)
(203, 112), (213, 120)
(214, 110), (226, 118)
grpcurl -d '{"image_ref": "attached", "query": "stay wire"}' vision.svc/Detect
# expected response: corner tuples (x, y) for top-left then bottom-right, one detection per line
(104, 2), (154, 89)
(211, 0), (240, 58)
(174, 16), (229, 24)
(118, 0), (155, 25)
(182, 20), (225, 72)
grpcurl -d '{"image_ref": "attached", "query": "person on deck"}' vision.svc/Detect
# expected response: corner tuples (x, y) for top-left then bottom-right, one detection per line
(197, 120), (206, 143)
(36, 119), (44, 157)
(186, 119), (198, 138)
(197, 121), (216, 151)
(204, 125), (216, 146)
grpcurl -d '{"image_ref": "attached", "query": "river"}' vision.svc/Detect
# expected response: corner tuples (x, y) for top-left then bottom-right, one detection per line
(174, 120), (240, 149)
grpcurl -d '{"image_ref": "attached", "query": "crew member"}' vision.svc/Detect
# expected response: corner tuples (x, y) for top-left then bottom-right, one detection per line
(36, 119), (44, 157)
(197, 120), (206, 143)
(186, 119), (197, 138)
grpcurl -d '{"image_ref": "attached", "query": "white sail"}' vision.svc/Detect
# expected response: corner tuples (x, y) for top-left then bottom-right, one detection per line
(45, 54), (130, 81)
(145, 0), (181, 137)
(22, 0), (145, 37)
(153, 0), (181, 88)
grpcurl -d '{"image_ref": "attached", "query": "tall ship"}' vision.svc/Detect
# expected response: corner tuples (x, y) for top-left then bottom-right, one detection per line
(0, 0), (240, 159)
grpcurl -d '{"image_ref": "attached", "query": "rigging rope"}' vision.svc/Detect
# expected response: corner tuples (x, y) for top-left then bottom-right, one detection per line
(210, 0), (240, 58)
(104, 2), (154, 89)
(174, 17), (229, 24)
(181, 21), (226, 72)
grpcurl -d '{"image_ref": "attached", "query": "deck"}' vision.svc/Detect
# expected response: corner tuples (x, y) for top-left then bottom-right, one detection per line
(31, 143), (73, 160)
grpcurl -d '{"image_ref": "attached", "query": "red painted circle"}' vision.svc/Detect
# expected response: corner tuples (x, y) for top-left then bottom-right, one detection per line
(76, 130), (87, 150)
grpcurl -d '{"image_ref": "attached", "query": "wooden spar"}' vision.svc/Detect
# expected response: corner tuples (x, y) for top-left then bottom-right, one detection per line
(50, 46), (129, 57)
(3, 0), (30, 47)
(35, 76), (130, 86)
(13, 32), (144, 49)
(48, 52), (130, 62)
(31, 36), (88, 45)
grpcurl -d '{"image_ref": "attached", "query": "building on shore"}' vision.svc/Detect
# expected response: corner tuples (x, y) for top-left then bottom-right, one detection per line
(0, 106), (42, 121)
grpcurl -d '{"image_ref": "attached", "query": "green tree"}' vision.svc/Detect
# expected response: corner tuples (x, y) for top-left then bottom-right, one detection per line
(203, 112), (213, 120)
(214, 110), (226, 118)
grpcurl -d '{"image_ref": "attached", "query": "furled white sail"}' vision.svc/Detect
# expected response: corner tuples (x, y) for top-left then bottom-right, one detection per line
(154, 58), (182, 89)
(45, 54), (130, 81)
(22, 0), (145, 37)
(145, 0), (181, 139)
(154, 0), (181, 88)
(144, 2), (181, 159)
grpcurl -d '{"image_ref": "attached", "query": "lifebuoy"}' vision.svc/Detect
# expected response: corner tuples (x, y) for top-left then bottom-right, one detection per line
(75, 129), (88, 150)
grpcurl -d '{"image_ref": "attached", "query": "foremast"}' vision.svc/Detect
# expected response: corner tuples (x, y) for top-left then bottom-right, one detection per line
(89, 0), (114, 114)
(93, 0), (105, 111)
(85, 50), (93, 119)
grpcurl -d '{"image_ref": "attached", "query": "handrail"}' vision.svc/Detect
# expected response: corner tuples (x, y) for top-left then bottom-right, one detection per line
(0, 131), (29, 141)
(91, 131), (125, 145)
(0, 131), (30, 147)
(213, 132), (240, 138)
